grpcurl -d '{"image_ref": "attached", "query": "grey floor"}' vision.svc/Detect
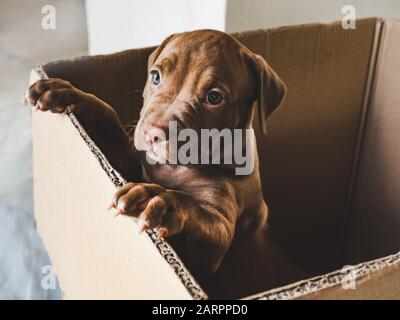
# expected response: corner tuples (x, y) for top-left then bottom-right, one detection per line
(0, 0), (87, 299)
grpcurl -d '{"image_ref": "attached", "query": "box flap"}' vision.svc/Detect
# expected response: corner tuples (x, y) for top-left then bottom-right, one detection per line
(31, 69), (206, 300)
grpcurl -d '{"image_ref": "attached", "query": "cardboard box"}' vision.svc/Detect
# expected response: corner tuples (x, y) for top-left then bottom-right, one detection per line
(30, 18), (400, 299)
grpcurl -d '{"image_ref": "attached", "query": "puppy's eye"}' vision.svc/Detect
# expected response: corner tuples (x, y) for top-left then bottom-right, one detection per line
(206, 91), (223, 105)
(150, 70), (161, 86)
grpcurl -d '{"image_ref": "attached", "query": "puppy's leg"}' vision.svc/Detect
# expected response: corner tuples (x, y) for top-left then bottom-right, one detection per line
(109, 182), (237, 274)
(25, 78), (140, 181)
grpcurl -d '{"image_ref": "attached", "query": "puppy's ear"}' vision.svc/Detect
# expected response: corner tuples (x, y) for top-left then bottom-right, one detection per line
(247, 53), (287, 134)
(143, 33), (179, 98)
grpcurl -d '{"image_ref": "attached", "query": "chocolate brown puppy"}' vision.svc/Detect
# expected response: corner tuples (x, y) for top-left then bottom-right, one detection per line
(26, 30), (303, 298)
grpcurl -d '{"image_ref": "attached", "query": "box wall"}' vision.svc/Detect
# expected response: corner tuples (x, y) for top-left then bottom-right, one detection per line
(32, 110), (198, 299)
(345, 19), (400, 264)
(236, 18), (381, 273)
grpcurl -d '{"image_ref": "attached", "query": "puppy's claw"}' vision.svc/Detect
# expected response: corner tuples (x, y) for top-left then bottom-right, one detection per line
(138, 222), (149, 234)
(107, 202), (115, 211)
(157, 228), (168, 240)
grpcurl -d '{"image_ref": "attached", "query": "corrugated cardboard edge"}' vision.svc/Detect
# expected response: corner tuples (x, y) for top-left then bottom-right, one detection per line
(244, 250), (400, 300)
(31, 66), (208, 300)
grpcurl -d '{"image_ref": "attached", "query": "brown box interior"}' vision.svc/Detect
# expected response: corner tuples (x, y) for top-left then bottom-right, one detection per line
(32, 18), (400, 299)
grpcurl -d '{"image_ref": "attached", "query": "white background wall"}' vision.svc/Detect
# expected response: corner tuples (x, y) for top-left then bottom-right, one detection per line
(86, 0), (227, 54)
(86, 0), (400, 54)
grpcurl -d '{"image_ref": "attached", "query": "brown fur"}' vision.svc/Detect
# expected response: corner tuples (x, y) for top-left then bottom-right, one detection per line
(26, 30), (304, 299)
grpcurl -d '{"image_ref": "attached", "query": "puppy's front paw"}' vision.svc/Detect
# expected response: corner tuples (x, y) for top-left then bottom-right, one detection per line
(24, 78), (81, 113)
(108, 182), (187, 238)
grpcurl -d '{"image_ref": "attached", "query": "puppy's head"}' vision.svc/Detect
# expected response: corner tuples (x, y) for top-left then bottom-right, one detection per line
(134, 30), (286, 163)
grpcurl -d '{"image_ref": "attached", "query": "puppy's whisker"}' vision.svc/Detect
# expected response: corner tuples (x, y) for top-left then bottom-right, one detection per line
(128, 136), (135, 146)
(126, 119), (138, 125)
(125, 120), (138, 136)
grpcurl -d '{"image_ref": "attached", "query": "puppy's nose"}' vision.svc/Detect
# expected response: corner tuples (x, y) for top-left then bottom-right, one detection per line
(142, 122), (167, 145)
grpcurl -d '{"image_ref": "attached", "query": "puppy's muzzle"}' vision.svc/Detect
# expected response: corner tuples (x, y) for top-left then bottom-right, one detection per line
(142, 122), (167, 146)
